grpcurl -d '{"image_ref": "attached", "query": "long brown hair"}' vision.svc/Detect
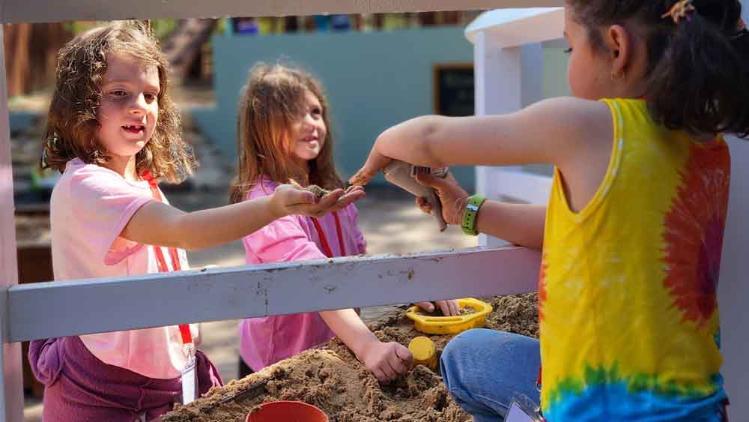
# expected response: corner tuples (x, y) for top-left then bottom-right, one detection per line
(230, 63), (342, 203)
(41, 20), (195, 183)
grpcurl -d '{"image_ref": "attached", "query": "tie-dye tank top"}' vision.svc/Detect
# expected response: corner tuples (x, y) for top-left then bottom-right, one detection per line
(539, 98), (729, 421)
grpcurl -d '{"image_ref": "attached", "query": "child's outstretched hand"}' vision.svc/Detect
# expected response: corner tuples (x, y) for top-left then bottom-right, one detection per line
(413, 172), (469, 226)
(358, 340), (413, 383)
(271, 184), (365, 218)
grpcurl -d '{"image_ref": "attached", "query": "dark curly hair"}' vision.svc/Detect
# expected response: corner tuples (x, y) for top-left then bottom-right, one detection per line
(41, 20), (195, 183)
(567, 0), (749, 136)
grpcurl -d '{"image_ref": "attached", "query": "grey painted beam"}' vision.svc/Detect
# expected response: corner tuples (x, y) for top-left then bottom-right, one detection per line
(0, 26), (26, 422)
(8, 247), (540, 342)
(0, 0), (565, 24)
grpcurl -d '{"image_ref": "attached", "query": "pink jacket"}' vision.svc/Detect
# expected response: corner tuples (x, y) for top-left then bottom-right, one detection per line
(238, 177), (366, 370)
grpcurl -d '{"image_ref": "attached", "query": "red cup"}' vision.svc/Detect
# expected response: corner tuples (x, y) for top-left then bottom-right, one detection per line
(246, 401), (329, 422)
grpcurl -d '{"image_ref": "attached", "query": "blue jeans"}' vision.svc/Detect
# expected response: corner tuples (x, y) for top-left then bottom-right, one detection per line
(441, 329), (541, 422)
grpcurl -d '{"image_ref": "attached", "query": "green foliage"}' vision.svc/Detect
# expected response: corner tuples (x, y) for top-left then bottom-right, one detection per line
(149, 19), (177, 40)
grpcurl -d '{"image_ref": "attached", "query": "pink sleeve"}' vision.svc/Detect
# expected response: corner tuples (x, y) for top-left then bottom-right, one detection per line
(243, 215), (327, 263)
(69, 166), (153, 265)
(348, 204), (367, 254)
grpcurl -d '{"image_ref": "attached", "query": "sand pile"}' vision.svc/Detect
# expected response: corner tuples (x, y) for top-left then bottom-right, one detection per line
(163, 293), (538, 421)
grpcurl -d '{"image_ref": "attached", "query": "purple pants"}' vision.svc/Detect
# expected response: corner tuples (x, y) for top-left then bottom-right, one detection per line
(29, 336), (222, 421)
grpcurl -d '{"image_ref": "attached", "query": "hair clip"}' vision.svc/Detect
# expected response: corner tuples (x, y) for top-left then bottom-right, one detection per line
(40, 133), (59, 168)
(661, 0), (696, 24)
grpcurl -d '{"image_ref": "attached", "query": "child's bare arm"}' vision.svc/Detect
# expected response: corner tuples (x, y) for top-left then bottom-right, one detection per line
(121, 185), (365, 250)
(475, 202), (546, 249)
(351, 97), (611, 186)
(319, 309), (412, 383)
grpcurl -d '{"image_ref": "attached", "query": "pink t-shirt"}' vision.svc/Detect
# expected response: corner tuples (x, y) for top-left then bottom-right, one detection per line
(50, 158), (197, 379)
(238, 177), (366, 371)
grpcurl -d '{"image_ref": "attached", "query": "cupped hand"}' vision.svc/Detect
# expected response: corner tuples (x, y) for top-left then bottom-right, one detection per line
(272, 184), (366, 218)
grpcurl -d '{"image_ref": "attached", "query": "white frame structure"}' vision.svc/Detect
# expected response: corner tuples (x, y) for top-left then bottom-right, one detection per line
(0, 2), (746, 421)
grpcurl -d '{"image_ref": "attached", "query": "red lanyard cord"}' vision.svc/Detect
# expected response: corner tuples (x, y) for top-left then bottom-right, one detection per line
(141, 171), (193, 346)
(311, 212), (346, 258)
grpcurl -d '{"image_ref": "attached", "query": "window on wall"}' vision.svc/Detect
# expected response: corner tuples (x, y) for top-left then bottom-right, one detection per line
(433, 63), (474, 116)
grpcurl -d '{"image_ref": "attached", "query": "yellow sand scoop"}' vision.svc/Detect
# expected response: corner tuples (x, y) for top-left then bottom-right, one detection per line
(405, 298), (493, 335)
(408, 336), (438, 369)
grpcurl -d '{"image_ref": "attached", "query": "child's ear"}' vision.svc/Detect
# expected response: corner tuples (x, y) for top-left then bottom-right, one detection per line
(604, 24), (631, 79)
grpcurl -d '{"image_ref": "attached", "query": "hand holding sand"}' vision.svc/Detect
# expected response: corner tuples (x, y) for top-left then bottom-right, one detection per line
(273, 182), (365, 218)
(357, 340), (413, 383)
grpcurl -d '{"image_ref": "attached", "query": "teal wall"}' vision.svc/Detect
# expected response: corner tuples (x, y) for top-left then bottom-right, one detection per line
(194, 27), (475, 186)
(194, 28), (572, 185)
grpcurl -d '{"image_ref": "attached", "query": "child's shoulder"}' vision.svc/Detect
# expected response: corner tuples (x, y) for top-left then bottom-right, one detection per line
(519, 97), (613, 159)
(59, 158), (148, 198)
(244, 176), (278, 200)
(529, 96), (611, 125)
(61, 158), (121, 181)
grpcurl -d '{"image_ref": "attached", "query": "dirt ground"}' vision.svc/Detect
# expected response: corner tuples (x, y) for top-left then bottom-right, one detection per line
(162, 294), (538, 421)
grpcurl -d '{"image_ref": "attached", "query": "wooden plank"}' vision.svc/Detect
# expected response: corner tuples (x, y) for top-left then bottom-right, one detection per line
(718, 136), (749, 419)
(0, 26), (25, 422)
(0, 0), (565, 24)
(8, 247), (540, 342)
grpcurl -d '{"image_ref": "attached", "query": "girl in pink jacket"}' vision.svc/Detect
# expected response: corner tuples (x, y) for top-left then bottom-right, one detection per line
(231, 64), (457, 383)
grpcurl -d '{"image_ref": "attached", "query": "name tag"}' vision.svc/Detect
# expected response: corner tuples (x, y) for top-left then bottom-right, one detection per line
(506, 401), (542, 422)
(181, 356), (197, 404)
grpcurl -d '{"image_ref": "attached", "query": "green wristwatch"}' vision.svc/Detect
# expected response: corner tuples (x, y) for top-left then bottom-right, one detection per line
(461, 194), (486, 236)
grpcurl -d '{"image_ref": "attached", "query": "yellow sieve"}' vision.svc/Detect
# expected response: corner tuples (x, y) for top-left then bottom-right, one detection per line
(405, 298), (493, 335)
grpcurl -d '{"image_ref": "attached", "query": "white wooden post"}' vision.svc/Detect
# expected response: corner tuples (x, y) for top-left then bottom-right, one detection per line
(718, 138), (749, 419)
(474, 41), (543, 247)
(721, 0), (749, 411)
(466, 9), (562, 246)
(0, 27), (25, 422)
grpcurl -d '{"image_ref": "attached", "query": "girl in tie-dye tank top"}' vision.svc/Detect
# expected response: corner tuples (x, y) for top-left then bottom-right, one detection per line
(351, 1), (749, 420)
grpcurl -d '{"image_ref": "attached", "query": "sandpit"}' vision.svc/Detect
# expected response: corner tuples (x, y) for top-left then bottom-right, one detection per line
(163, 293), (538, 422)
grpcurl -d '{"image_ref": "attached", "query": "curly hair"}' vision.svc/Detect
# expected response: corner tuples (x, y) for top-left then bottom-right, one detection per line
(567, 0), (749, 136)
(41, 20), (195, 183)
(230, 63), (343, 204)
